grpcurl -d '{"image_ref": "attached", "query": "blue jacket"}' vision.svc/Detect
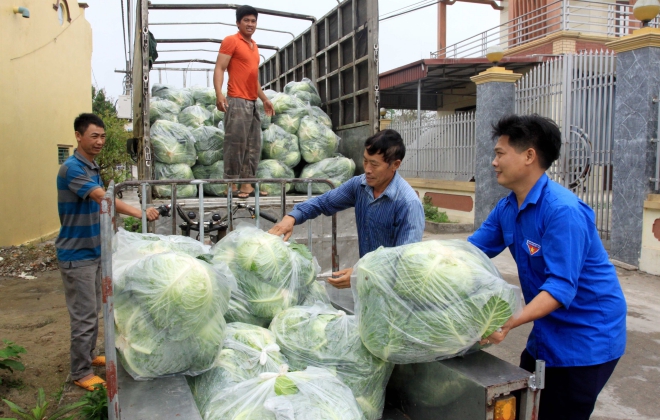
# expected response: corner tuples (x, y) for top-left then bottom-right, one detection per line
(468, 174), (626, 367)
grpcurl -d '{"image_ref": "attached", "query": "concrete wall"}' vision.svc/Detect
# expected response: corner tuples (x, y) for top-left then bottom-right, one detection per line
(405, 178), (475, 224)
(0, 1), (92, 246)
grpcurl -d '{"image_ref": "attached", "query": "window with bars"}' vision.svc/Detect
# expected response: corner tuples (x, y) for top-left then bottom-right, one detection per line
(58, 146), (70, 164)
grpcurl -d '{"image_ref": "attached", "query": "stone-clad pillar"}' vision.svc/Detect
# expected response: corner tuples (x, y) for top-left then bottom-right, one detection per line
(607, 28), (660, 266)
(470, 67), (522, 230)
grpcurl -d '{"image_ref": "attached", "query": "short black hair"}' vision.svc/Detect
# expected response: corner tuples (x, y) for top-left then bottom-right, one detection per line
(491, 114), (561, 169)
(364, 129), (406, 164)
(236, 5), (258, 22)
(74, 113), (105, 135)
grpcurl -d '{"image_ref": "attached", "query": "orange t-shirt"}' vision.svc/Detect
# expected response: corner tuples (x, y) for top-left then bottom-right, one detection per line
(219, 32), (260, 101)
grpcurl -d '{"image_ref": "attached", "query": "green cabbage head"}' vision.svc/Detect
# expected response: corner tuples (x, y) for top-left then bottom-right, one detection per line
(262, 124), (301, 169)
(192, 160), (228, 197)
(153, 162), (197, 198)
(297, 117), (340, 163)
(256, 159), (295, 195)
(353, 240), (521, 363)
(179, 105), (213, 128)
(150, 99), (180, 125)
(151, 120), (197, 166)
(192, 126), (224, 165)
(295, 156), (355, 194)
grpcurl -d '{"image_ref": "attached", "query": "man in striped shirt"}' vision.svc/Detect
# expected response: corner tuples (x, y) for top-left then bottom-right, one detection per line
(269, 129), (425, 288)
(56, 113), (159, 391)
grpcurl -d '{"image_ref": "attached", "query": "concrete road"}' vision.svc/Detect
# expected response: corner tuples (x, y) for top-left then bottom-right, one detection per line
(422, 231), (660, 420)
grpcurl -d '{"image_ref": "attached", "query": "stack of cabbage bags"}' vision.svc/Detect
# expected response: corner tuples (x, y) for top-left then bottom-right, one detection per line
(111, 230), (234, 379)
(150, 84), (228, 197)
(258, 78), (356, 192)
(209, 224), (320, 324)
(270, 303), (394, 420)
(353, 240), (522, 363)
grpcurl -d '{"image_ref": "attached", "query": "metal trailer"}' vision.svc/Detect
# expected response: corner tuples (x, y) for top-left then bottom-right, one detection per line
(130, 0), (380, 199)
(101, 179), (543, 420)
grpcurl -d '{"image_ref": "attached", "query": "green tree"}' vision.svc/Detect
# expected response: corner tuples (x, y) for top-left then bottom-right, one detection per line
(92, 87), (132, 186)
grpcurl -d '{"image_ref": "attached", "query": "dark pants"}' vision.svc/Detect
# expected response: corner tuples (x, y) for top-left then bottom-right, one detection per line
(223, 96), (262, 181)
(520, 349), (619, 420)
(60, 260), (102, 381)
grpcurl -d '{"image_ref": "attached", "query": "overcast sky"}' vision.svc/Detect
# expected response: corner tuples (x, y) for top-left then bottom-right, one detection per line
(84, 0), (500, 101)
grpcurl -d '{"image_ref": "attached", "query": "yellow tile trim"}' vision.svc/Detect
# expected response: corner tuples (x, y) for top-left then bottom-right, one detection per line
(470, 66), (523, 85)
(502, 31), (616, 57)
(606, 28), (660, 53)
(405, 178), (476, 192)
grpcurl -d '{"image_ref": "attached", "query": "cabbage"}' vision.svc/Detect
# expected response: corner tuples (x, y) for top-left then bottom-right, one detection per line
(192, 86), (217, 107)
(153, 162), (198, 198)
(297, 117), (340, 163)
(202, 366), (365, 420)
(152, 84), (194, 108)
(150, 120), (197, 166)
(261, 124), (301, 169)
(179, 105), (213, 128)
(206, 105), (225, 126)
(257, 98), (272, 130)
(264, 89), (278, 100)
(295, 156), (356, 194)
(272, 107), (308, 135)
(271, 93), (306, 114)
(192, 161), (228, 197)
(299, 281), (330, 306)
(256, 159), (295, 195)
(192, 126), (224, 165)
(291, 90), (322, 107)
(112, 229), (208, 283)
(189, 322), (288, 418)
(150, 99), (180, 125)
(270, 303), (393, 420)
(210, 225), (319, 321)
(308, 106), (332, 129)
(353, 240), (522, 363)
(114, 253), (233, 379)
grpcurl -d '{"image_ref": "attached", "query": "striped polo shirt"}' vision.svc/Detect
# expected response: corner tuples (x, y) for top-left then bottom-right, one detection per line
(56, 149), (104, 266)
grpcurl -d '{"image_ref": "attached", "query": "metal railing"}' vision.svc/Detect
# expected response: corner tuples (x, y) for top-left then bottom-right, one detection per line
(515, 51), (616, 244)
(431, 0), (660, 59)
(392, 112), (476, 180)
(100, 178), (339, 419)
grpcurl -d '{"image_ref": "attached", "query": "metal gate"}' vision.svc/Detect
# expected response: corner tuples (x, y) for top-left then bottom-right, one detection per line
(515, 51), (615, 245)
(391, 112), (476, 180)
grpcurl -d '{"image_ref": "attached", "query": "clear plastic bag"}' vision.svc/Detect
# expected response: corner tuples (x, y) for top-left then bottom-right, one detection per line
(150, 99), (180, 125)
(284, 78), (322, 107)
(297, 116), (340, 163)
(352, 240), (523, 363)
(114, 252), (233, 379)
(179, 105), (213, 129)
(191, 160), (228, 197)
(192, 125), (224, 165)
(150, 120), (197, 166)
(299, 281), (330, 306)
(256, 159), (295, 195)
(203, 365), (365, 420)
(152, 84), (194, 108)
(152, 162), (197, 198)
(210, 224), (320, 322)
(189, 322), (288, 417)
(295, 155), (356, 194)
(269, 303), (393, 420)
(261, 124), (301, 169)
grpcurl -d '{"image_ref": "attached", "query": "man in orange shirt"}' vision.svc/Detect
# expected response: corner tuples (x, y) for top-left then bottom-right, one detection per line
(214, 5), (274, 198)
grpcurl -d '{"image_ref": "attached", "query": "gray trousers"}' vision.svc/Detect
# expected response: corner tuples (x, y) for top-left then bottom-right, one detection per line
(60, 260), (102, 381)
(223, 96), (262, 180)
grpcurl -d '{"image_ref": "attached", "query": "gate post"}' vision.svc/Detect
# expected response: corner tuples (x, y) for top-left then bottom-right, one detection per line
(470, 67), (522, 229)
(607, 29), (660, 266)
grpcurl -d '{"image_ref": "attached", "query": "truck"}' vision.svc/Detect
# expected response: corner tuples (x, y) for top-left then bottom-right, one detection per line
(109, 1), (544, 419)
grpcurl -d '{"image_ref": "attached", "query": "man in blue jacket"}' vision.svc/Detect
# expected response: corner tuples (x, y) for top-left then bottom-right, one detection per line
(269, 129), (425, 288)
(469, 114), (626, 420)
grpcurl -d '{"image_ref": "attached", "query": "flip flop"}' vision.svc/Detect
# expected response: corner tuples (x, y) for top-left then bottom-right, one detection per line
(236, 191), (251, 199)
(74, 375), (106, 392)
(91, 356), (105, 367)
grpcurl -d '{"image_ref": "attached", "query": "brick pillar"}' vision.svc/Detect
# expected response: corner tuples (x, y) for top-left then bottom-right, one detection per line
(470, 67), (522, 230)
(608, 28), (660, 266)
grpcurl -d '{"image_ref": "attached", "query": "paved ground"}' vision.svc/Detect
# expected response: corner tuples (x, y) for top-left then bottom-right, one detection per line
(422, 231), (660, 420)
